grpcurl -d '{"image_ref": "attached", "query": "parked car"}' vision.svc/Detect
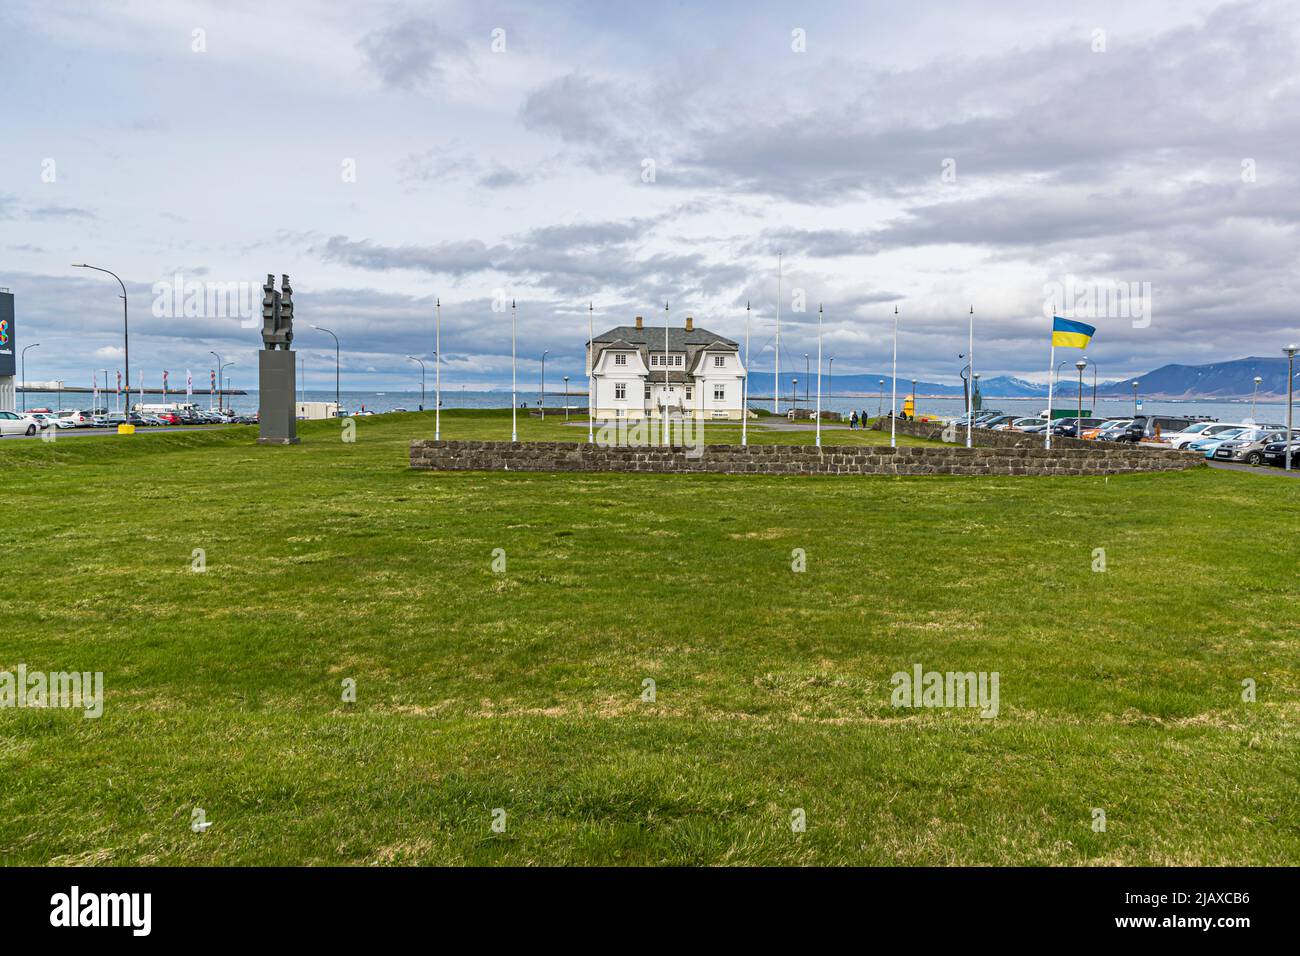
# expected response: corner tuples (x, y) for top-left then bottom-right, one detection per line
(57, 409), (97, 427)
(1080, 419), (1128, 440)
(1261, 438), (1300, 468)
(156, 412), (184, 425)
(978, 415), (1019, 430)
(1211, 430), (1286, 465)
(1094, 419), (1133, 441)
(1167, 422), (1244, 449)
(1187, 427), (1250, 456)
(1051, 417), (1108, 438)
(1119, 415), (1200, 443)
(0, 411), (44, 436)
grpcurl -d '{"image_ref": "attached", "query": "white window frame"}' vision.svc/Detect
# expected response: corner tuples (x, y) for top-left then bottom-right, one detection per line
(713, 355), (725, 368)
(615, 353), (627, 366)
(714, 385), (726, 401)
(615, 383), (626, 400)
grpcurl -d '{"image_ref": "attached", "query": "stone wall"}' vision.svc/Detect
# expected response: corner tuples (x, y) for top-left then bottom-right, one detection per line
(872, 416), (1098, 450)
(410, 440), (1204, 477)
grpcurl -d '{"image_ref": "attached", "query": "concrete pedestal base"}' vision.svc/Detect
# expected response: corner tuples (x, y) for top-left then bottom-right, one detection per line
(258, 349), (298, 445)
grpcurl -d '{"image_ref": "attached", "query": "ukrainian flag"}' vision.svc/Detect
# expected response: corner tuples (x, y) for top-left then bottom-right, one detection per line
(1052, 316), (1095, 349)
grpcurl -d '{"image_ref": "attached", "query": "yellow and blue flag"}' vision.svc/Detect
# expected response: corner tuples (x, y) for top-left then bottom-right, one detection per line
(1052, 316), (1095, 349)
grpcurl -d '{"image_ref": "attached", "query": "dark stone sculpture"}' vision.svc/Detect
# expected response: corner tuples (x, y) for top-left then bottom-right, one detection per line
(258, 273), (298, 445)
(261, 274), (294, 350)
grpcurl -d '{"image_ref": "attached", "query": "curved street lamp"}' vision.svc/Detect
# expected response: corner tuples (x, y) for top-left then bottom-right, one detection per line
(73, 263), (129, 413)
(20, 343), (39, 411)
(1075, 359), (1088, 432)
(407, 355), (426, 410)
(310, 325), (341, 415)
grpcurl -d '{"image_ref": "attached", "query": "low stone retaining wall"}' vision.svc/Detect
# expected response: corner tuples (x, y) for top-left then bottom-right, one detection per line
(410, 440), (1204, 476)
(870, 416), (1098, 449)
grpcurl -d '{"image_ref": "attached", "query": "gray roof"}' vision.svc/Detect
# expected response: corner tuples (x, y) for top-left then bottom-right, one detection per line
(591, 324), (739, 375)
(593, 325), (738, 350)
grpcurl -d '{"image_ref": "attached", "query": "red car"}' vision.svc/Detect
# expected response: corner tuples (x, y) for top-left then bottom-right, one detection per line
(157, 412), (184, 425)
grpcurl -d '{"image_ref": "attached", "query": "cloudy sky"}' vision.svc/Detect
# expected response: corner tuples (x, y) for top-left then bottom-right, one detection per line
(2, 0), (1299, 393)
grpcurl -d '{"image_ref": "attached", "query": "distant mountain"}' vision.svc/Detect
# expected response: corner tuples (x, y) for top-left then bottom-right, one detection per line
(819, 357), (1296, 400)
(1095, 357), (1295, 399)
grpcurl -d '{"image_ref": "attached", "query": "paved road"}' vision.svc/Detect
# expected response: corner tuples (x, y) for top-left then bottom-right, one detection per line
(1208, 460), (1300, 478)
(0, 425), (241, 441)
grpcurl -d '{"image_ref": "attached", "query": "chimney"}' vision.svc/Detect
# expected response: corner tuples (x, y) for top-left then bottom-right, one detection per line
(635, 315), (643, 330)
(685, 315), (694, 331)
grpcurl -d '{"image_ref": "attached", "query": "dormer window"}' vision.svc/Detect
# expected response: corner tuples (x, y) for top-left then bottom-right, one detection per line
(713, 355), (725, 367)
(615, 353), (627, 366)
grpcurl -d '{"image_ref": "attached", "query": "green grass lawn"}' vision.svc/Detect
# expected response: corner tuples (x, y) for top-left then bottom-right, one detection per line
(1, 409), (1296, 865)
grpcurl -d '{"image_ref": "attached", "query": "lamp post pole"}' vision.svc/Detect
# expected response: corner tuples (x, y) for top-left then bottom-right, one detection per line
(540, 349), (549, 421)
(791, 378), (797, 412)
(563, 376), (569, 422)
(815, 305), (822, 447)
(1285, 345), (1298, 472)
(1251, 375), (1262, 421)
(1075, 360), (1087, 436)
(311, 325), (341, 416)
(435, 298), (441, 440)
(209, 350), (223, 413)
(407, 356), (426, 411)
(911, 378), (917, 419)
(827, 356), (834, 402)
(20, 344), (39, 411)
(72, 263), (129, 419)
(804, 353), (809, 405)
(1132, 380), (1139, 417)
(220, 363), (234, 416)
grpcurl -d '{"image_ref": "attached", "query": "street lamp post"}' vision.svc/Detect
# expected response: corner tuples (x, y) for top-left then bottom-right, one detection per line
(1132, 380), (1140, 417)
(220, 363), (235, 415)
(20, 343), (39, 411)
(791, 378), (797, 412)
(209, 350), (223, 413)
(804, 353), (809, 404)
(911, 378), (917, 419)
(72, 263), (129, 419)
(563, 376), (569, 421)
(1075, 359), (1087, 435)
(827, 356), (834, 402)
(57, 380), (63, 412)
(1251, 375), (1263, 421)
(878, 379), (884, 418)
(311, 325), (341, 415)
(1285, 345), (1298, 472)
(540, 349), (549, 421)
(407, 356), (426, 410)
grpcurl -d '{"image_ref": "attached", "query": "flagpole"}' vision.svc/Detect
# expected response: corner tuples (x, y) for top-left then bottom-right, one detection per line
(511, 299), (517, 442)
(774, 253), (781, 415)
(587, 302), (595, 443)
(435, 297), (441, 441)
(663, 301), (670, 447)
(966, 305), (974, 448)
(1045, 341), (1056, 450)
(890, 304), (898, 447)
(742, 301), (750, 446)
(815, 304), (823, 447)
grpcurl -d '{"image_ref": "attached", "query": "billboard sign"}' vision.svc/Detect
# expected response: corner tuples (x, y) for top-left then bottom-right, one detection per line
(0, 292), (14, 376)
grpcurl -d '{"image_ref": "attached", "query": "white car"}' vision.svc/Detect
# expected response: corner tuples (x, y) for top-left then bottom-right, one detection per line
(0, 411), (45, 436)
(1166, 422), (1243, 449)
(996, 417), (1046, 431)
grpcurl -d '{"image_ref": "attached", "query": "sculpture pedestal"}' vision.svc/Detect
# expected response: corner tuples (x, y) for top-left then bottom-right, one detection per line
(257, 349), (299, 445)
